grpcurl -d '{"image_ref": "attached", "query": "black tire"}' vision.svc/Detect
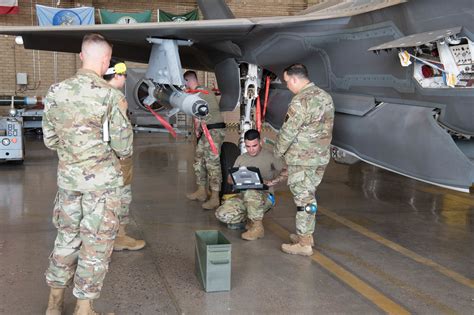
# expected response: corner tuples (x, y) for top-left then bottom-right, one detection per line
(220, 141), (240, 197)
(10, 159), (24, 165)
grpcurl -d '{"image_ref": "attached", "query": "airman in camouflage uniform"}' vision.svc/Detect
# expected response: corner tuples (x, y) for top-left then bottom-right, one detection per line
(43, 34), (133, 315)
(103, 58), (146, 252)
(274, 63), (334, 256)
(184, 70), (226, 210)
(215, 129), (286, 240)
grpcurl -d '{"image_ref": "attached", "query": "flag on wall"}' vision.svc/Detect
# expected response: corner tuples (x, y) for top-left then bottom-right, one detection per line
(158, 8), (199, 22)
(99, 9), (152, 24)
(36, 4), (95, 26)
(0, 0), (18, 14)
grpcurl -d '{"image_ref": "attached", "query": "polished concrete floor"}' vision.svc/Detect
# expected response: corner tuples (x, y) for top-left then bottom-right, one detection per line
(0, 132), (473, 314)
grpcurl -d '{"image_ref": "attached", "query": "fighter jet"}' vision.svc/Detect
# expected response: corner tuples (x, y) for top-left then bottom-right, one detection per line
(0, 0), (473, 192)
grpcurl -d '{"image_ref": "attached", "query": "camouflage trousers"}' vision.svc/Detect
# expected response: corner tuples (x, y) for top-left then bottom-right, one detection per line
(215, 190), (273, 224)
(117, 184), (132, 225)
(288, 165), (327, 236)
(45, 187), (120, 300)
(194, 128), (225, 191)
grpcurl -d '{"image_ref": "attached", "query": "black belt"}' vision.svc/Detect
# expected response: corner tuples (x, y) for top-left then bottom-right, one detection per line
(206, 122), (226, 129)
(197, 122), (226, 142)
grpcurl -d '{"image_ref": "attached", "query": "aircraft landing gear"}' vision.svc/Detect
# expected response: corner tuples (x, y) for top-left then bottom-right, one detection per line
(219, 63), (263, 197)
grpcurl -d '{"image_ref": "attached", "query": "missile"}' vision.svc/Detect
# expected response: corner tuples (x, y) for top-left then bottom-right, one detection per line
(140, 79), (208, 118)
(0, 96), (43, 106)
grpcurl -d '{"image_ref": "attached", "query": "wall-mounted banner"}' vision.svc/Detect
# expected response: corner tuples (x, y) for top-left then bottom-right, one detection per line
(36, 4), (95, 26)
(0, 0), (18, 14)
(157, 8), (199, 22)
(99, 9), (152, 24)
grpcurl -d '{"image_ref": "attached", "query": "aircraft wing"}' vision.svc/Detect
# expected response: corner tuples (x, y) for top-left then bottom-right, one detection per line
(0, 0), (405, 70)
(299, 0), (406, 16)
(0, 19), (253, 70)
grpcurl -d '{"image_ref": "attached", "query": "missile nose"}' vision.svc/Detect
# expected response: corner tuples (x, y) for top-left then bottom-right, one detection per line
(196, 104), (209, 117)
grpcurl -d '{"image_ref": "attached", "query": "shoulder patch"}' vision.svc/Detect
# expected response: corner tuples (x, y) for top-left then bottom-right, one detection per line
(285, 106), (297, 122)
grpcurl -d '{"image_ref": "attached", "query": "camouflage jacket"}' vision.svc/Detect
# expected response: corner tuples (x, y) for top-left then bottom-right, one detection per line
(42, 68), (133, 191)
(196, 85), (224, 125)
(274, 82), (334, 166)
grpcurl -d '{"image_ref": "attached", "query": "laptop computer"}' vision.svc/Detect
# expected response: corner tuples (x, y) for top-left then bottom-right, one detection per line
(230, 166), (268, 191)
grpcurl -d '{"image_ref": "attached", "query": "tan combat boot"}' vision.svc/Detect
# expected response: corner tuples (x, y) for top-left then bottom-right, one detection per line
(241, 220), (264, 241)
(245, 219), (253, 230)
(281, 235), (313, 256)
(186, 185), (208, 201)
(202, 190), (220, 210)
(45, 287), (65, 315)
(114, 224), (146, 251)
(289, 233), (314, 246)
(72, 299), (101, 315)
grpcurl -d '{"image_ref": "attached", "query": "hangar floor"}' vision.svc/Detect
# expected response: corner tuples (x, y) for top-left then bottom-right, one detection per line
(0, 133), (472, 314)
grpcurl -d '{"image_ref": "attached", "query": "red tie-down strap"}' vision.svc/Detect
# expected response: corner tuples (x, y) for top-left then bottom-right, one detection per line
(212, 87), (221, 95)
(145, 105), (177, 138)
(193, 117), (201, 138)
(256, 95), (262, 133)
(201, 121), (218, 155)
(185, 88), (209, 94)
(263, 76), (270, 120)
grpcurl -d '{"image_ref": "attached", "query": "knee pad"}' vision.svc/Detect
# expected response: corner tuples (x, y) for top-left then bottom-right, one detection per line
(296, 203), (317, 214)
(267, 193), (275, 206)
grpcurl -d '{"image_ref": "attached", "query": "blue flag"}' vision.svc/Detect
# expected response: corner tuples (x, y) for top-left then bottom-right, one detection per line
(36, 4), (95, 26)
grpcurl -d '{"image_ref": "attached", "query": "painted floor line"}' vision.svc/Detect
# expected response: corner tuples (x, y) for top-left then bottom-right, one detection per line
(319, 244), (459, 315)
(319, 207), (474, 289)
(265, 219), (411, 315)
(419, 186), (474, 205)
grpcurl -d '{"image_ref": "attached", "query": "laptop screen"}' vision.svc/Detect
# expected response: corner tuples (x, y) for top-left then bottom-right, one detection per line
(230, 166), (267, 190)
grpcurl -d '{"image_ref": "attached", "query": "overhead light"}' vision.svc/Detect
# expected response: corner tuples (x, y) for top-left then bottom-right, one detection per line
(15, 36), (23, 45)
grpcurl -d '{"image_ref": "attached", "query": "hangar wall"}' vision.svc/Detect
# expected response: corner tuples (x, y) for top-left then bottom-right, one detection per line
(0, 0), (315, 97)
